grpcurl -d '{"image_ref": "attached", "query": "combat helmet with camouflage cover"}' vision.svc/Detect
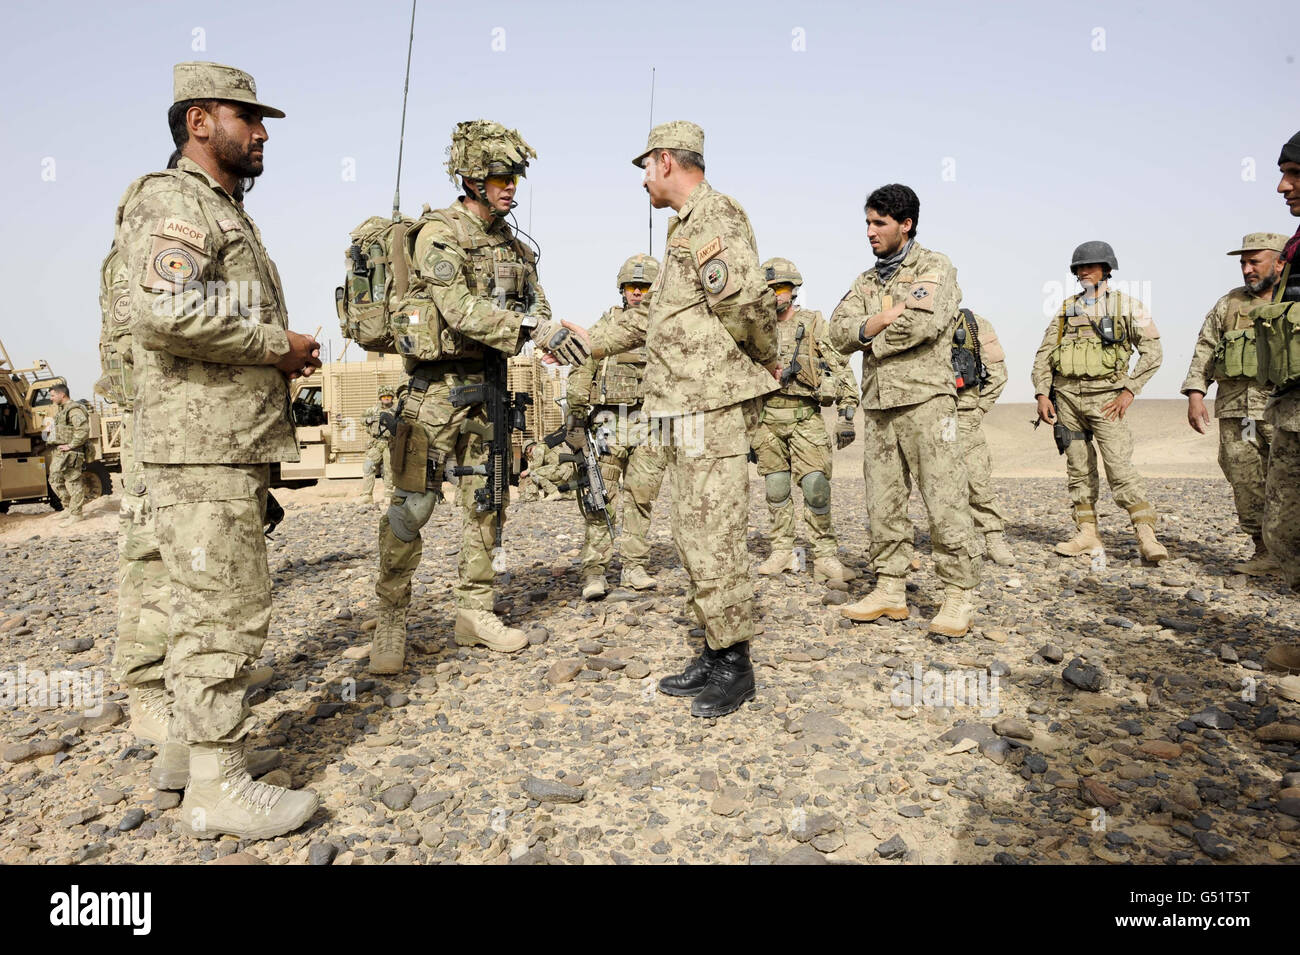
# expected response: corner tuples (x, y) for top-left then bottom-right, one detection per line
(446, 120), (536, 185)
(1070, 240), (1118, 273)
(616, 254), (659, 291)
(761, 257), (803, 289)
(378, 385), (395, 399)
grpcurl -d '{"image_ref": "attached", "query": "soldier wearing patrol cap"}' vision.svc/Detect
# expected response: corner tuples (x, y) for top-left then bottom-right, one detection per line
(116, 61), (322, 840)
(1031, 241), (1167, 563)
(1183, 232), (1289, 575)
(752, 256), (860, 586)
(567, 254), (670, 600)
(370, 119), (588, 675)
(357, 385), (396, 503)
(579, 121), (780, 718)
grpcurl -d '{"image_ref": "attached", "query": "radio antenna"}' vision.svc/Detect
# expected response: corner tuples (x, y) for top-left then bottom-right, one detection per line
(648, 66), (656, 255)
(392, 0), (418, 221)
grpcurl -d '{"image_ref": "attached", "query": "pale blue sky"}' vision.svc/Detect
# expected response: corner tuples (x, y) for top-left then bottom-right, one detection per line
(2, 0), (1296, 402)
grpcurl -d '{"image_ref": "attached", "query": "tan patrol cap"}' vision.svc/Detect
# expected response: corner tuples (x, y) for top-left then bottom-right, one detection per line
(1226, 232), (1289, 255)
(632, 120), (704, 167)
(173, 61), (285, 119)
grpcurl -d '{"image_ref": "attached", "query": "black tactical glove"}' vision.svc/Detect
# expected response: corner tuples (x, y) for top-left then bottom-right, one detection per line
(835, 406), (856, 449)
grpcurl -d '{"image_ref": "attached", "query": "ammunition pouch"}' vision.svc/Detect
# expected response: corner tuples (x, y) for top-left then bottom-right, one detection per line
(1253, 301), (1300, 392)
(1213, 326), (1258, 381)
(391, 420), (430, 492)
(1050, 337), (1130, 380)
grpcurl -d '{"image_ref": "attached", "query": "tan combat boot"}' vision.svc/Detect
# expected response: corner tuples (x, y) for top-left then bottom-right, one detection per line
(928, 585), (975, 638)
(813, 555), (858, 588)
(127, 683), (172, 746)
(620, 565), (657, 590)
(454, 609), (527, 653)
(841, 576), (909, 622)
(985, 531), (1016, 567)
(1233, 538), (1279, 576)
(1134, 523), (1168, 563)
(756, 550), (799, 575)
(151, 734), (282, 791)
(176, 741), (317, 840)
(1055, 522), (1103, 557)
(582, 574), (608, 601)
(368, 606), (407, 675)
(247, 664), (274, 691)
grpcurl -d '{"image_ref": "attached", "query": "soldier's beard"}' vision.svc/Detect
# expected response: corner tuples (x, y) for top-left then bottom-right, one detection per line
(1246, 273), (1277, 294)
(211, 123), (264, 180)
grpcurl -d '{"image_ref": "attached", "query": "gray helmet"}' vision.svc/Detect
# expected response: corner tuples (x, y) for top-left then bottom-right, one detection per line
(1070, 241), (1118, 272)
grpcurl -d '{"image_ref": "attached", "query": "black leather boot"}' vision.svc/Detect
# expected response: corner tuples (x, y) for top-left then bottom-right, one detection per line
(658, 644), (720, 697)
(690, 642), (756, 718)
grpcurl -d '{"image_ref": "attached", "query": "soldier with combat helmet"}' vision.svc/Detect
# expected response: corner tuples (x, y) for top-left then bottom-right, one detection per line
(829, 183), (982, 638)
(117, 61), (322, 839)
(566, 254), (670, 600)
(1182, 232), (1288, 575)
(1031, 241), (1167, 563)
(752, 256), (859, 587)
(47, 383), (90, 524)
(370, 119), (586, 675)
(357, 384), (396, 503)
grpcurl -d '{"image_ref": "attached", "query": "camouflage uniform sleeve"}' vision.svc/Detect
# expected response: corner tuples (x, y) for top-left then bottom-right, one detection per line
(591, 302), (647, 358)
(695, 195), (777, 365)
(1180, 296), (1226, 396)
(124, 186), (290, 366)
(412, 219), (529, 354)
(1030, 317), (1060, 397)
(829, 280), (870, 354)
(978, 358), (1008, 416)
(1121, 296), (1162, 397)
(870, 256), (961, 359)
(813, 312), (857, 410)
(67, 406), (90, 450)
(566, 356), (597, 417)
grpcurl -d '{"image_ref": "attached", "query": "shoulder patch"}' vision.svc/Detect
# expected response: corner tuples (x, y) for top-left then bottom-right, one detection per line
(217, 218), (242, 232)
(431, 258), (457, 283)
(157, 217), (207, 251)
(700, 257), (729, 294)
(695, 236), (724, 266)
(112, 294), (131, 325)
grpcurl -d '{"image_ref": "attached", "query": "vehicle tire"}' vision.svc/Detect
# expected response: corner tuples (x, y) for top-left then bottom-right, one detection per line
(87, 461), (113, 497)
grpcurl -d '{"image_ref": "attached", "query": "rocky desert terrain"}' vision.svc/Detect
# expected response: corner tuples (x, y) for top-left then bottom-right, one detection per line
(1, 401), (1297, 865)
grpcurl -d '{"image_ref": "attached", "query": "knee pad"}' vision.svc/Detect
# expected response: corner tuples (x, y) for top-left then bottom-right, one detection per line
(800, 471), (831, 514)
(361, 458), (376, 477)
(387, 488), (438, 542)
(764, 470), (792, 506)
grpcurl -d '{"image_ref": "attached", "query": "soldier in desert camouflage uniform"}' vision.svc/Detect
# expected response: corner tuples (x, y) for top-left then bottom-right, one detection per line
(357, 385), (395, 503)
(752, 257), (859, 587)
(1031, 241), (1167, 563)
(117, 61), (321, 840)
(1182, 232), (1288, 576)
(370, 119), (586, 674)
(46, 384), (90, 523)
(582, 121), (779, 718)
(830, 184), (982, 638)
(1260, 132), (1300, 589)
(567, 254), (669, 600)
(951, 310), (1016, 567)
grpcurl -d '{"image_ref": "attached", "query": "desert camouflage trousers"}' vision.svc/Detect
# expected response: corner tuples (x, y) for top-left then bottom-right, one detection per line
(958, 407), (1006, 540)
(359, 438), (392, 499)
(660, 399), (760, 651)
(376, 370), (500, 615)
(110, 422), (169, 688)
(1053, 386), (1157, 528)
(1263, 426), (1300, 590)
(49, 450), (87, 516)
(863, 394), (981, 588)
(580, 407), (669, 576)
(1218, 416), (1272, 540)
(145, 462), (271, 744)
(753, 398), (837, 558)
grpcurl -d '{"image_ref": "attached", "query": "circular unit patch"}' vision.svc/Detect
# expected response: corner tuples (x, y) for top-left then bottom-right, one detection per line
(153, 248), (196, 285)
(701, 258), (728, 294)
(112, 294), (131, 324)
